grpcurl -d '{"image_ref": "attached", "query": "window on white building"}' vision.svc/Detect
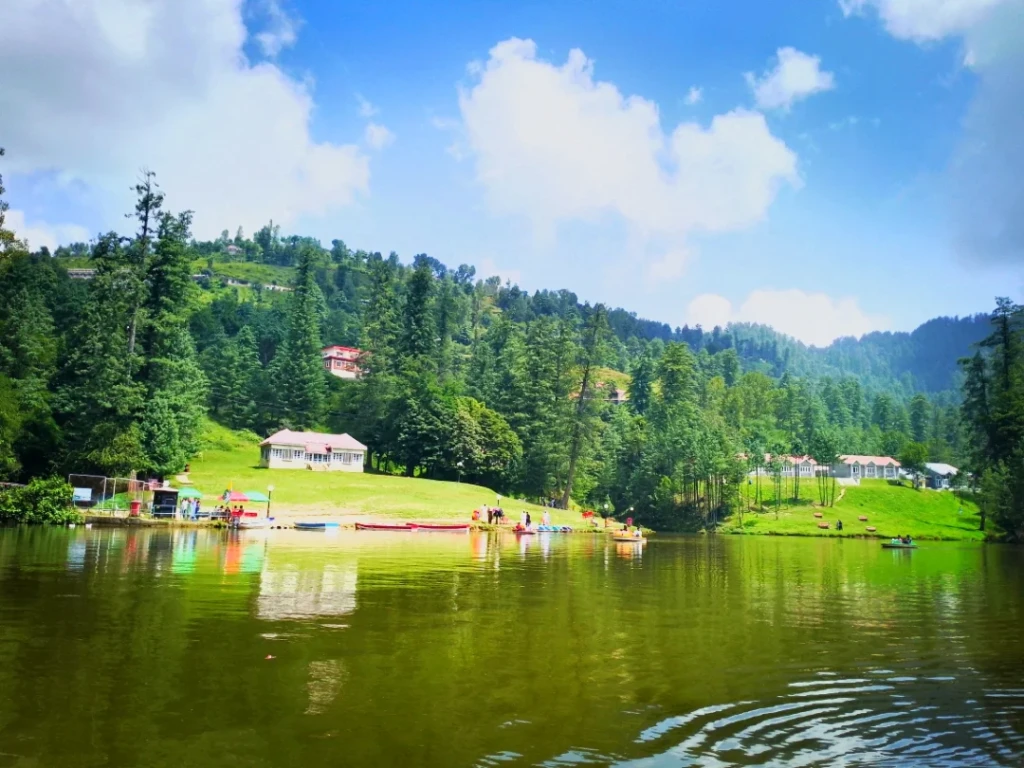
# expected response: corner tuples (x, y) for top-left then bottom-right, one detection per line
(884, 466), (895, 478)
(292, 448), (304, 460)
(866, 465), (877, 478)
(306, 452), (328, 463)
(800, 464), (813, 477)
(271, 447), (286, 459)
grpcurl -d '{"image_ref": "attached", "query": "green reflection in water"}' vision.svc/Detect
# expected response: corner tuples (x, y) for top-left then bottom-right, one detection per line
(0, 528), (1021, 767)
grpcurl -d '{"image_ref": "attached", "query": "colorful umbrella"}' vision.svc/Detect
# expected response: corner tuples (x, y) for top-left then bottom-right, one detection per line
(177, 487), (204, 499)
(244, 491), (270, 503)
(223, 490), (249, 502)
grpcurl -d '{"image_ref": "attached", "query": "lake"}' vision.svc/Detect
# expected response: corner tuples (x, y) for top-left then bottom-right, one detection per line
(0, 528), (1022, 767)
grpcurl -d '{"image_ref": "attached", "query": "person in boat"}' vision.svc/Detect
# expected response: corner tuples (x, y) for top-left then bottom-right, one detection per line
(542, 510), (551, 526)
(633, 526), (642, 538)
(525, 511), (532, 529)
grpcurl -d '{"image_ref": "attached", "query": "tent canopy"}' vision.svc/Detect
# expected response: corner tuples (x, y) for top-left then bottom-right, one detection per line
(223, 490), (249, 502)
(244, 490), (270, 503)
(177, 487), (203, 499)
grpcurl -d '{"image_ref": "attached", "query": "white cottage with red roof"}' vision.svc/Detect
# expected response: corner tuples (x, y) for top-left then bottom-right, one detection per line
(259, 429), (367, 472)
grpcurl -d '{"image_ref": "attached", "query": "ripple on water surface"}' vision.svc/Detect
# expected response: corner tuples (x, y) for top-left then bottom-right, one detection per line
(616, 673), (1024, 767)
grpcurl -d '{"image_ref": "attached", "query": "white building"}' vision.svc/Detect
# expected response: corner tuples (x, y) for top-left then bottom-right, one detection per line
(259, 429), (367, 472)
(322, 346), (364, 380)
(832, 455), (901, 482)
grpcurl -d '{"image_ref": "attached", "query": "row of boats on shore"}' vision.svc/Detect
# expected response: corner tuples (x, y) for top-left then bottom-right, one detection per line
(231, 516), (647, 542)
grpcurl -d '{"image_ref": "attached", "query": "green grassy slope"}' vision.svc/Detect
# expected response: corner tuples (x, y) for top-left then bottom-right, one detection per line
(724, 479), (983, 540)
(182, 421), (574, 524)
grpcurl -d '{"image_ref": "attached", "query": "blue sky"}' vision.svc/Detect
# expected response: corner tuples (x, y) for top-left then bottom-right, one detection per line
(2, 0), (1022, 345)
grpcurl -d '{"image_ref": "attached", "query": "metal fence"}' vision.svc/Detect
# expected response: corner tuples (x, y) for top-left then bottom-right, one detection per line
(67, 474), (149, 515)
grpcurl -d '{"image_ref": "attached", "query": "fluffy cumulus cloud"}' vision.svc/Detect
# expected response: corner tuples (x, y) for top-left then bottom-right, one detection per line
(838, 0), (1008, 40)
(686, 289), (890, 347)
(4, 209), (91, 252)
(745, 47), (835, 111)
(456, 38), (799, 279)
(841, 0), (1024, 265)
(0, 0), (372, 239)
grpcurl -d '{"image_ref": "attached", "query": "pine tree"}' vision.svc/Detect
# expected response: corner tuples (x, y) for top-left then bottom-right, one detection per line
(278, 244), (326, 429)
(401, 258), (436, 363)
(909, 394), (931, 444)
(628, 349), (654, 416)
(57, 234), (147, 476)
(362, 256), (401, 374)
(560, 306), (611, 508)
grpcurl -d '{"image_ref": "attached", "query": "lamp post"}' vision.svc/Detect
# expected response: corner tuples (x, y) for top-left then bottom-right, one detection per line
(267, 484), (275, 518)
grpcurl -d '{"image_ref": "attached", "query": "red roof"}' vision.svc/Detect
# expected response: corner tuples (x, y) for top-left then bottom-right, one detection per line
(322, 345), (362, 355)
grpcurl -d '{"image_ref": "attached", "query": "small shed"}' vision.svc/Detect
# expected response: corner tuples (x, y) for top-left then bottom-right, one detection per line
(152, 488), (180, 518)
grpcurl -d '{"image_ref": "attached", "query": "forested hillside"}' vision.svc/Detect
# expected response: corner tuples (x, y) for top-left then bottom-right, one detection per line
(0, 161), (1007, 530)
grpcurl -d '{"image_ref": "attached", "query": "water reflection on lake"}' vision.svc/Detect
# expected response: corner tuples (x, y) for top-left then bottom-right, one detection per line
(0, 527), (1021, 767)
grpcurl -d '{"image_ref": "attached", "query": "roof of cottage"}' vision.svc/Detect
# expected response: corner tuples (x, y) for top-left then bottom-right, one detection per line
(840, 455), (901, 467)
(260, 429), (367, 452)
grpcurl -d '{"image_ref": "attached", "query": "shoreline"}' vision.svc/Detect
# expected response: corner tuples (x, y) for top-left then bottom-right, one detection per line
(75, 515), (990, 541)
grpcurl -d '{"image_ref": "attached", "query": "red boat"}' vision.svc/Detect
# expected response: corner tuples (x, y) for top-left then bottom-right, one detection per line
(416, 523), (471, 532)
(355, 523), (414, 531)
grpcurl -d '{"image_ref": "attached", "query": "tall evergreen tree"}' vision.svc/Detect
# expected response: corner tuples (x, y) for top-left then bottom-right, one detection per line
(278, 243), (326, 429)
(560, 306), (611, 508)
(401, 258), (436, 363)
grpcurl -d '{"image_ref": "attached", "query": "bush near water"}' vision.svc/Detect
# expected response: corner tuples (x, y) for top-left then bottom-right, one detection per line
(0, 477), (80, 525)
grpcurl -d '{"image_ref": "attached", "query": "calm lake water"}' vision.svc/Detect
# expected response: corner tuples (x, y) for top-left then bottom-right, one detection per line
(1, 528), (1022, 767)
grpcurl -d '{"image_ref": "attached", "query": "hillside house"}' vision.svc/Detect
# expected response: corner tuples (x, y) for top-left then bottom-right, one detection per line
(833, 455), (900, 481)
(259, 429), (366, 472)
(925, 462), (958, 490)
(747, 455), (818, 478)
(322, 345), (364, 380)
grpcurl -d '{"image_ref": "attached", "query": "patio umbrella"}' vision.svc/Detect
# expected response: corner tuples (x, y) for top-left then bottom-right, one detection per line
(177, 487), (204, 499)
(243, 491), (270, 503)
(223, 490), (249, 503)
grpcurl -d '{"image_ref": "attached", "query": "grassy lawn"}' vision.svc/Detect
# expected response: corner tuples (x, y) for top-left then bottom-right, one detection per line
(180, 421), (578, 526)
(724, 479), (983, 541)
(206, 261), (296, 287)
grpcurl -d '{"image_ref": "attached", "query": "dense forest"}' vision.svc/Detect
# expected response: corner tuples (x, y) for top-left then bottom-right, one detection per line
(1, 160), (1018, 533)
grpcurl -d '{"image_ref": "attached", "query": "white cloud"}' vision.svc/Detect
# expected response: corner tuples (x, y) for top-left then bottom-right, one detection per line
(686, 289), (890, 346)
(356, 94), (379, 118)
(684, 86), (703, 105)
(745, 47), (835, 111)
(839, 0), (1024, 265)
(0, 0), (370, 239)
(456, 38), (798, 279)
(5, 209), (90, 251)
(254, 0), (299, 57)
(364, 123), (395, 150)
(838, 0), (1008, 41)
